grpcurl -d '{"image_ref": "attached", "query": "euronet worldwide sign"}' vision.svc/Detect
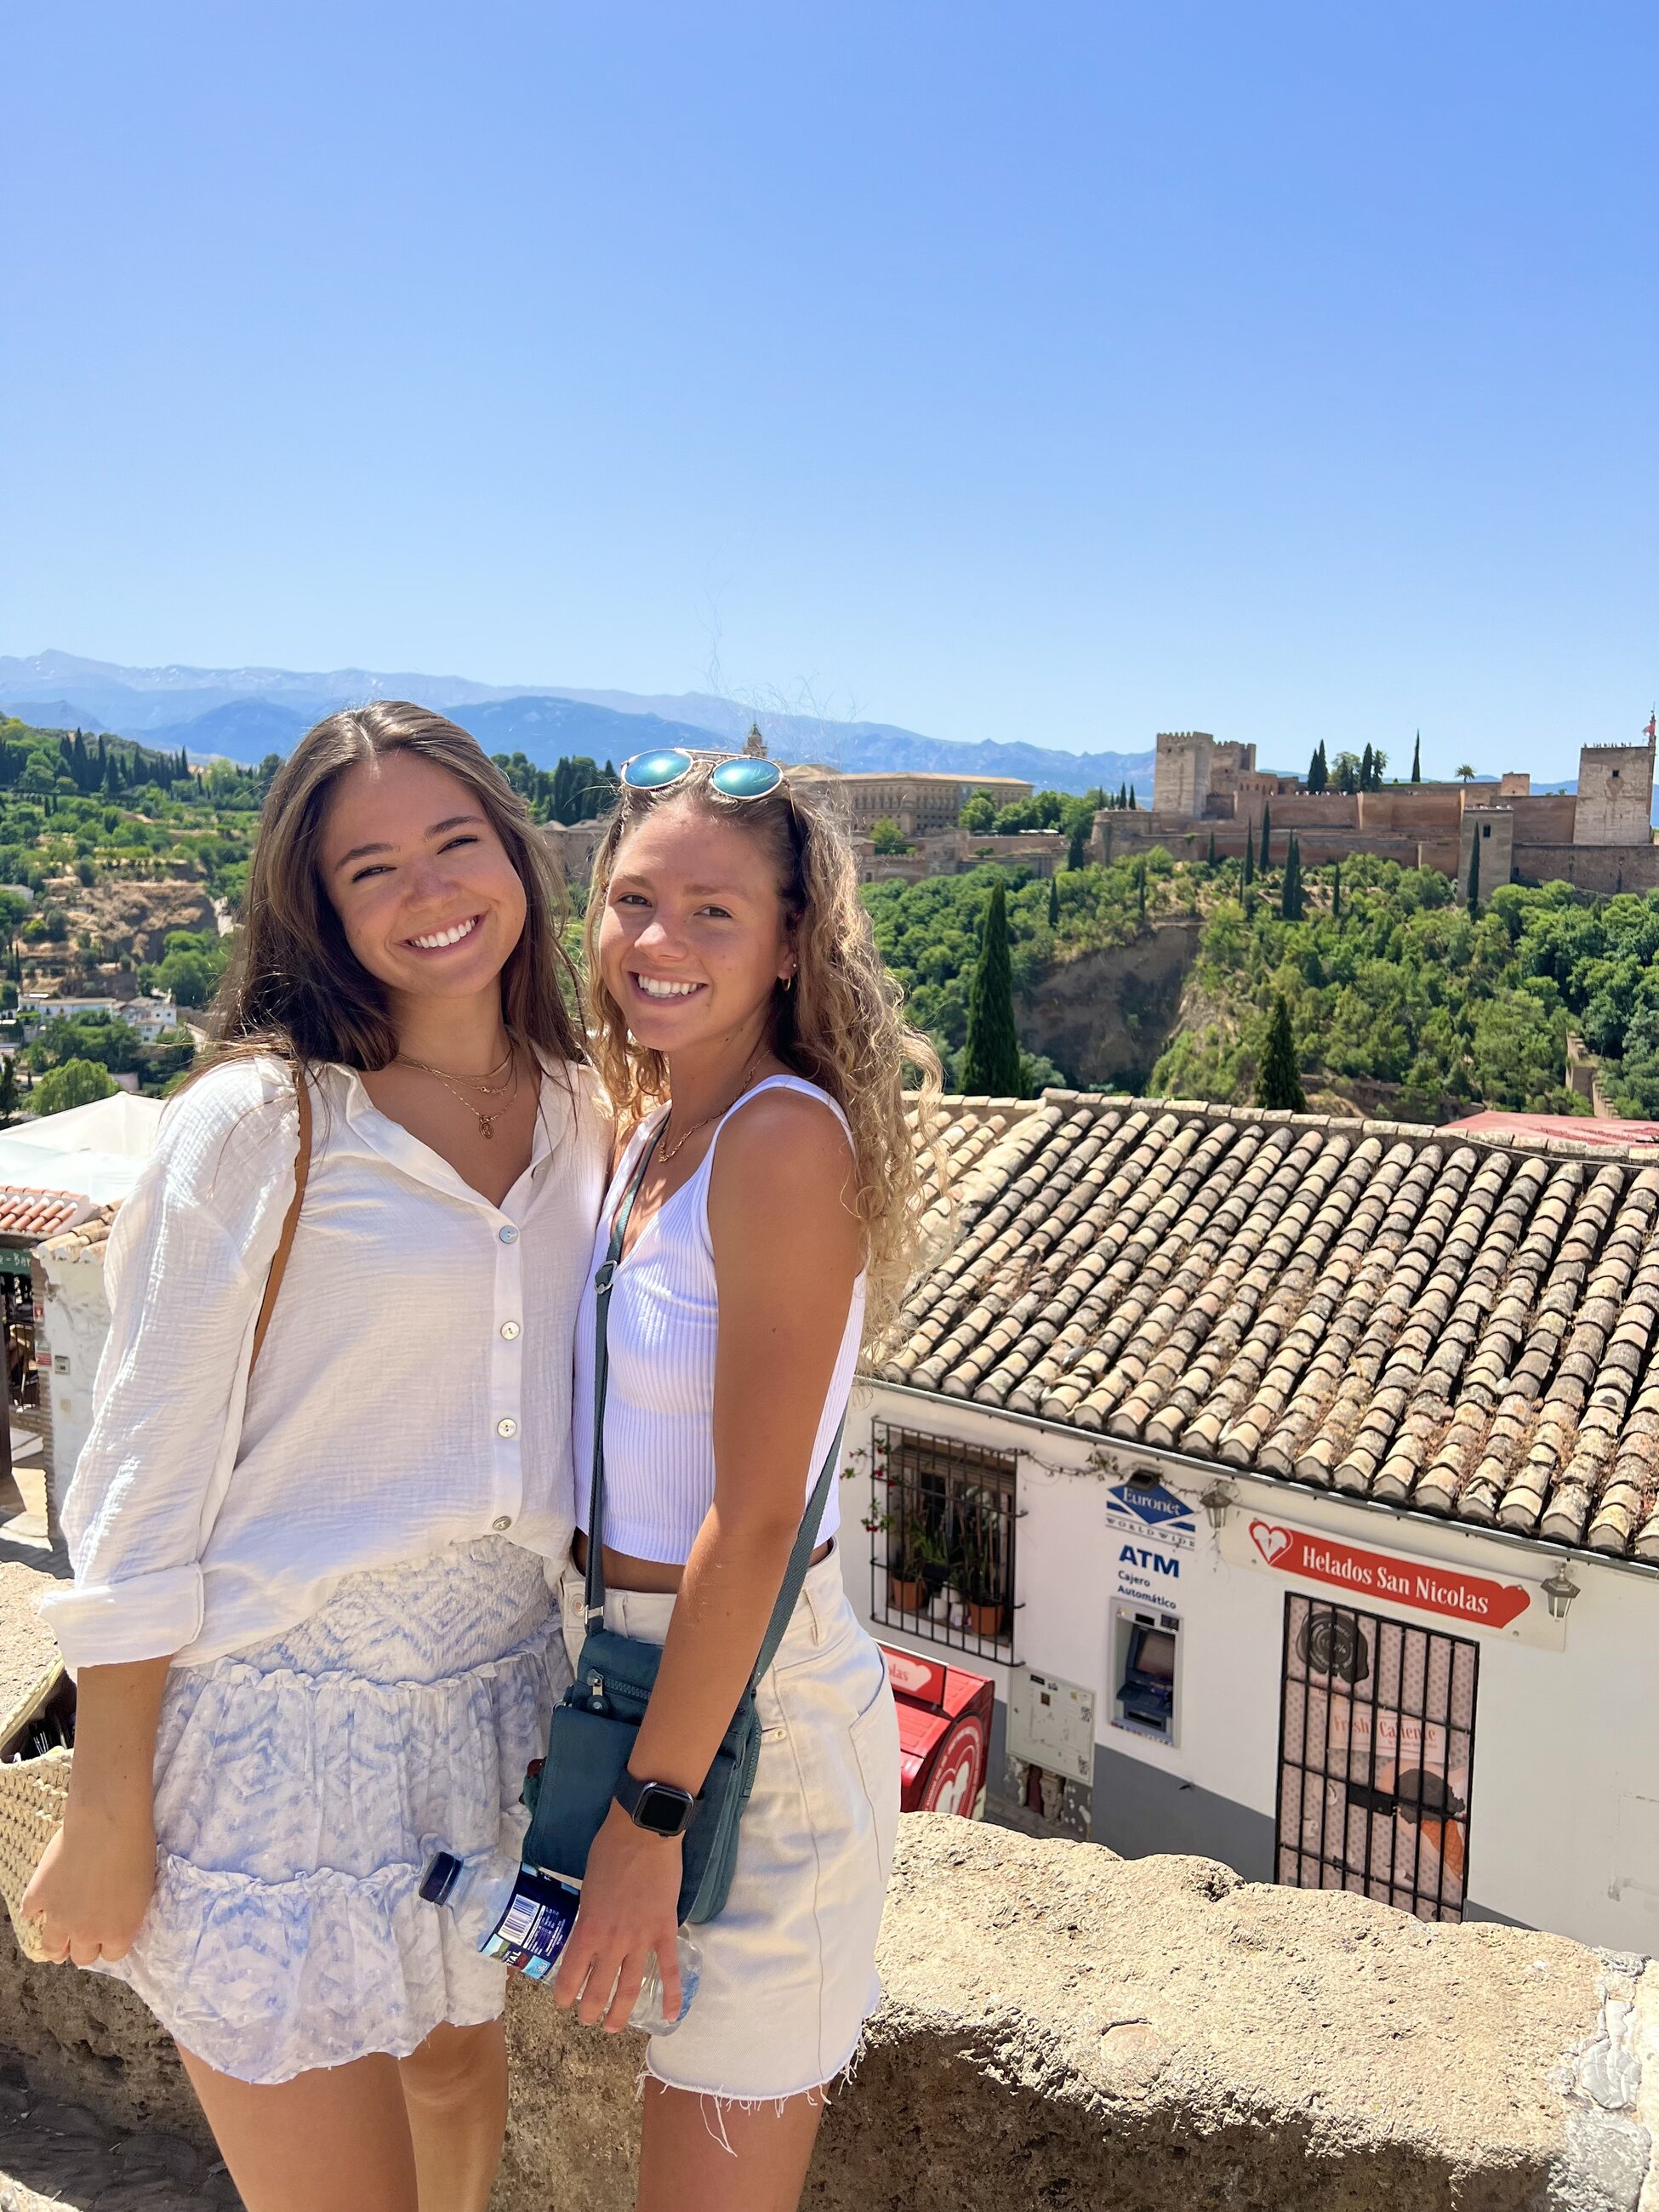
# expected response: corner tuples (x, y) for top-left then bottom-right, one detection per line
(1218, 1508), (1565, 1650)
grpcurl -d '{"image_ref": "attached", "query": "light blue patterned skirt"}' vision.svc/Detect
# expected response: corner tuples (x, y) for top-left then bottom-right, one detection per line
(100, 1535), (562, 2085)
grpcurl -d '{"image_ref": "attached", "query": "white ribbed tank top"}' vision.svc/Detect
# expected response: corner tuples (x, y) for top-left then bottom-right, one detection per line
(571, 1075), (862, 1562)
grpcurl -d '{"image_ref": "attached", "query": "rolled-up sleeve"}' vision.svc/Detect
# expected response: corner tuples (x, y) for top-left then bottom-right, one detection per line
(39, 1063), (294, 1668)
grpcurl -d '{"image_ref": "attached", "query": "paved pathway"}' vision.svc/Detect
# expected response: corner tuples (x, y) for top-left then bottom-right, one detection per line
(0, 2052), (241, 2210)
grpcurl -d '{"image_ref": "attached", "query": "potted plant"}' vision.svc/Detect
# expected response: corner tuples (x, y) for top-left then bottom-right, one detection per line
(887, 1536), (926, 1616)
(912, 1519), (952, 1618)
(955, 1488), (1006, 1639)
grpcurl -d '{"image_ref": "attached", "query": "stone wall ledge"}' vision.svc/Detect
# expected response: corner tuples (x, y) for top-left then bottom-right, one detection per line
(3, 1815), (1654, 2210)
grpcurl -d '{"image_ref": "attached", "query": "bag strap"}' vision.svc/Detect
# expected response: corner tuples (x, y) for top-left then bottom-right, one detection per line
(583, 1117), (665, 1629)
(583, 1115), (846, 1690)
(249, 1069), (312, 1377)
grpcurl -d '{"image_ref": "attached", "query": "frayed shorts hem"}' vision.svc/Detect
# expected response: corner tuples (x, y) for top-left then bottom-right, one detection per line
(641, 2016), (869, 2107)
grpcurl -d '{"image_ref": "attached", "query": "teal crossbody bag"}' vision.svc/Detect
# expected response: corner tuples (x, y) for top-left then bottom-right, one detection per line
(523, 1124), (842, 1925)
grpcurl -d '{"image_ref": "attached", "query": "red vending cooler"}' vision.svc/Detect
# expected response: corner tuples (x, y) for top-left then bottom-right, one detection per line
(878, 1643), (995, 1818)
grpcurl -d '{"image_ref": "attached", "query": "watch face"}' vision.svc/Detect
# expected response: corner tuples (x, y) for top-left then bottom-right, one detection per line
(636, 1784), (692, 1836)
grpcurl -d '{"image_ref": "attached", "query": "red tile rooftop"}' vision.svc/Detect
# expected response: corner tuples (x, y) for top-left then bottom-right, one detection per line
(0, 1186), (83, 1240)
(1444, 1110), (1659, 1152)
(884, 1092), (1659, 1565)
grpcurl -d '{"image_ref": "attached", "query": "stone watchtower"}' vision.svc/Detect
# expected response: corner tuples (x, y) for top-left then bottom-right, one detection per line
(1152, 732), (1216, 822)
(1458, 807), (1515, 897)
(1574, 735), (1655, 847)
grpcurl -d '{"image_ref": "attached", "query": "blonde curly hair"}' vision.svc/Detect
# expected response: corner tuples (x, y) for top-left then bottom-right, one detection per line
(582, 762), (944, 1345)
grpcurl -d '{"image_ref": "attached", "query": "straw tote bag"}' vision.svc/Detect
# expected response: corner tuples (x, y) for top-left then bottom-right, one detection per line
(0, 1073), (312, 1963)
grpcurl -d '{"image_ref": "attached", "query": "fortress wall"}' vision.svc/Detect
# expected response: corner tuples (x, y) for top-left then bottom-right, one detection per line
(1510, 794), (1578, 840)
(1265, 794), (1360, 830)
(1514, 843), (1659, 894)
(1358, 790), (1463, 833)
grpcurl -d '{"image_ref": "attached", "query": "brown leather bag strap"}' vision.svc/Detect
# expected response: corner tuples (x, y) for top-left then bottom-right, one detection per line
(249, 1069), (312, 1377)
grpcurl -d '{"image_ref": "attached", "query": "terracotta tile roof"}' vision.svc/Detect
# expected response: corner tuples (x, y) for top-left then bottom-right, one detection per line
(0, 1186), (86, 1240)
(880, 1092), (1659, 1566)
(35, 1206), (115, 1263)
(1444, 1110), (1659, 1153)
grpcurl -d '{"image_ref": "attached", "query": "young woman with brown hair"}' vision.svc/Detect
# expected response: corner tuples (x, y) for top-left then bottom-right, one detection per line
(553, 749), (941, 2212)
(26, 704), (607, 2212)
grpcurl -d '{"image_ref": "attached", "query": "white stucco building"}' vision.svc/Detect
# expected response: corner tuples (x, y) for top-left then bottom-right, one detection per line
(841, 1092), (1659, 1953)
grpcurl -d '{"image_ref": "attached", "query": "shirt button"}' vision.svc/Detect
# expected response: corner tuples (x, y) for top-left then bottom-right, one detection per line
(493, 1514), (513, 1532)
(500, 1320), (522, 1341)
(499, 1224), (519, 1245)
(496, 1417), (519, 1439)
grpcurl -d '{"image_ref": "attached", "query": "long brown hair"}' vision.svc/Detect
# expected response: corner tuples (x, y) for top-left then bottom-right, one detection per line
(214, 701), (584, 1068)
(582, 762), (944, 1343)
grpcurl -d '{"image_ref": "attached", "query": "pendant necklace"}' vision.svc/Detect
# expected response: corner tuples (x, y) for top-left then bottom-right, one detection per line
(396, 1041), (521, 1138)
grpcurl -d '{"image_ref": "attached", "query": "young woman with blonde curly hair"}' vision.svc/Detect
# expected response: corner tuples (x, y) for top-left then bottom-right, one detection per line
(554, 749), (941, 2212)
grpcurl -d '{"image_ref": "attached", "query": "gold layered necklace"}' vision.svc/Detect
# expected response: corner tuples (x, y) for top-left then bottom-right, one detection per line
(396, 1039), (521, 1140)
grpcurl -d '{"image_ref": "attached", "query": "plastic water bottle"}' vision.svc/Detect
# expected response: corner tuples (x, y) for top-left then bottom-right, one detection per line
(419, 1850), (700, 2033)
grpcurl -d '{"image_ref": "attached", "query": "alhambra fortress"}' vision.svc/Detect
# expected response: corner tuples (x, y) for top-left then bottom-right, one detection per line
(1123, 727), (1659, 892)
(544, 727), (1659, 894)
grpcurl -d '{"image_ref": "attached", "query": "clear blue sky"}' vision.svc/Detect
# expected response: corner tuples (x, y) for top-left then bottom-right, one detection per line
(3, 2), (1653, 779)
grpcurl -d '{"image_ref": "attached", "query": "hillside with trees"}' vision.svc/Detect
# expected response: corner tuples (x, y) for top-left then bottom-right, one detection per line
(0, 715), (265, 1103)
(9, 715), (1654, 1132)
(862, 849), (1187, 1089)
(863, 824), (1659, 1122)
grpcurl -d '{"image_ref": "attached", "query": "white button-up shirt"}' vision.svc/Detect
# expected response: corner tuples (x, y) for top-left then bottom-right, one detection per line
(42, 1052), (607, 1669)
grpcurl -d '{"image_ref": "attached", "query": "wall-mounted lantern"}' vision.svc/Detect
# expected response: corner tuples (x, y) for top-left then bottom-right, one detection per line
(1200, 1479), (1237, 1532)
(1540, 1566), (1581, 1622)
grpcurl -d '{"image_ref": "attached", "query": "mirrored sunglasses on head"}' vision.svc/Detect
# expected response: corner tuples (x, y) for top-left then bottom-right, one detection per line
(619, 748), (784, 801)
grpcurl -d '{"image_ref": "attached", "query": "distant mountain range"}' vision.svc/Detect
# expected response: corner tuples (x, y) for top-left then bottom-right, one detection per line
(0, 651), (1154, 799)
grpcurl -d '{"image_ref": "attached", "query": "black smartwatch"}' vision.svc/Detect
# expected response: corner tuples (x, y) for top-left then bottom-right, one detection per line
(613, 1770), (698, 1839)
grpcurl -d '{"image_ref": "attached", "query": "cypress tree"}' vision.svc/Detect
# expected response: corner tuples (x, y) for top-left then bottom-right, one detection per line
(1331, 859), (1343, 921)
(1280, 835), (1304, 921)
(1207, 830), (1217, 867)
(1047, 874), (1060, 926)
(1067, 824), (1086, 871)
(1258, 803), (1272, 873)
(1255, 994), (1306, 1111)
(1242, 837), (1254, 888)
(1467, 830), (1480, 915)
(1129, 785), (1137, 811)
(1360, 742), (1374, 790)
(961, 880), (1023, 1095)
(1411, 731), (1422, 783)
(1137, 861), (1147, 921)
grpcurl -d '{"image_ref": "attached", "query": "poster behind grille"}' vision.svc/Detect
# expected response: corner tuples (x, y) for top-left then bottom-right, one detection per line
(1277, 1594), (1478, 1922)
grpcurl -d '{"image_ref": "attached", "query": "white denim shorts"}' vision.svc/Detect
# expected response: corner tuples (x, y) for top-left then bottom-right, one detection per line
(558, 1547), (900, 2101)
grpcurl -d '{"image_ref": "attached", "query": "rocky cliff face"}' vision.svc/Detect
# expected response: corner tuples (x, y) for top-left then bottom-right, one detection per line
(1021, 920), (1200, 1092)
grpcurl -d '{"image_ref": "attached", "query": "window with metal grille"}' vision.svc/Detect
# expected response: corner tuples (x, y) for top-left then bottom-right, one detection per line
(1274, 1593), (1479, 1924)
(867, 1422), (1019, 1661)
